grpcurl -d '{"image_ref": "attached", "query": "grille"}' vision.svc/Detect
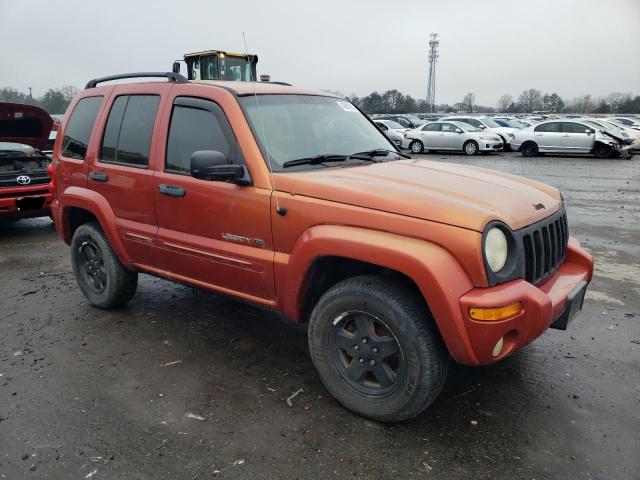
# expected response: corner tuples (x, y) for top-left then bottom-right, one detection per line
(522, 211), (568, 285)
(0, 171), (50, 188)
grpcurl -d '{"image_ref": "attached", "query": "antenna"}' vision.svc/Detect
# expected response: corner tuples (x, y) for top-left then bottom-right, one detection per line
(242, 32), (286, 216)
(426, 33), (439, 113)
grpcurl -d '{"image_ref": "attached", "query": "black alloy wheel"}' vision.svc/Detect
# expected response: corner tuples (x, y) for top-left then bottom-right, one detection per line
(330, 311), (404, 397)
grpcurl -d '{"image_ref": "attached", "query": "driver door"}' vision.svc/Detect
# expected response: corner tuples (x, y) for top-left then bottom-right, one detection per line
(153, 94), (275, 301)
(438, 122), (463, 149)
(419, 123), (441, 148)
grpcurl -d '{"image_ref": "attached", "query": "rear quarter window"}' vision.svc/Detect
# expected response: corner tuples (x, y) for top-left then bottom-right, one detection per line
(61, 96), (103, 159)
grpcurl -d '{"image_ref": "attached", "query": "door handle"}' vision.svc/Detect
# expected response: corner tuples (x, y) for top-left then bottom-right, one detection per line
(158, 184), (186, 198)
(89, 171), (108, 182)
(561, 134), (569, 137)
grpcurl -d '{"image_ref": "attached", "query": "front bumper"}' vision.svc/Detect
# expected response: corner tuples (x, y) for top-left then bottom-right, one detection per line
(456, 238), (593, 365)
(479, 141), (503, 151)
(0, 185), (53, 220)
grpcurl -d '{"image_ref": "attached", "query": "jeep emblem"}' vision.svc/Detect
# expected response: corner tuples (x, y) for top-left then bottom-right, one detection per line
(533, 203), (545, 210)
(16, 175), (31, 185)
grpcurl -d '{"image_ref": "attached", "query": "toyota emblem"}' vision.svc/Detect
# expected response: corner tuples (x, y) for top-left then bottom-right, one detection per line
(16, 175), (31, 185)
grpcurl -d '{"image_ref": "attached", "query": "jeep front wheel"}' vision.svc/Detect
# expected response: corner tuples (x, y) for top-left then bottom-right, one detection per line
(308, 275), (448, 422)
(70, 221), (138, 309)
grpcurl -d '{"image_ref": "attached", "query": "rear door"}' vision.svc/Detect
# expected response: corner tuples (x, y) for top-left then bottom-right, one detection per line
(533, 122), (563, 151)
(153, 94), (275, 301)
(88, 84), (170, 266)
(560, 122), (594, 152)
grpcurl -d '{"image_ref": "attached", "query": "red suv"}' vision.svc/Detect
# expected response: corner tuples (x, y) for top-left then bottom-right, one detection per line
(0, 103), (54, 221)
(50, 73), (593, 422)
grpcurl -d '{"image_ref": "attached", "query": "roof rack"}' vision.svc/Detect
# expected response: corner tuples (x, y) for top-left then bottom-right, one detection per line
(85, 72), (188, 89)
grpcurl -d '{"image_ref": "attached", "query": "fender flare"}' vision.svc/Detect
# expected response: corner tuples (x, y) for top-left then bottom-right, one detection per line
(277, 225), (478, 364)
(58, 186), (132, 266)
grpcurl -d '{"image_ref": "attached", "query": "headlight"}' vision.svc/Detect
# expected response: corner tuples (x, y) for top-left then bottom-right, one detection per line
(484, 227), (509, 272)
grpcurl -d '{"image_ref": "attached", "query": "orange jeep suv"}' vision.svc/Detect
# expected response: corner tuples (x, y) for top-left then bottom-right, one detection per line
(50, 73), (594, 422)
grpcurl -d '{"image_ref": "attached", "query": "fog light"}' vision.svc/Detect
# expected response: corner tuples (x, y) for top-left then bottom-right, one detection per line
(469, 302), (522, 321)
(492, 337), (504, 357)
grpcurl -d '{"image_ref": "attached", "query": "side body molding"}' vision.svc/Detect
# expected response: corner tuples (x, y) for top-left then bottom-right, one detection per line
(276, 225), (479, 364)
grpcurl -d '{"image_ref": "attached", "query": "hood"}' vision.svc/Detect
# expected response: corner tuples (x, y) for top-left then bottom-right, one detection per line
(0, 102), (53, 150)
(273, 159), (561, 232)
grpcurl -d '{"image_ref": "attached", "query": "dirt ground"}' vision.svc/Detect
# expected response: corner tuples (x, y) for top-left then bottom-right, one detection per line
(1, 152), (639, 480)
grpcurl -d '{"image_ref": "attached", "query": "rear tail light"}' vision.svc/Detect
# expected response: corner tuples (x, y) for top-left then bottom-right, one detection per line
(47, 162), (57, 194)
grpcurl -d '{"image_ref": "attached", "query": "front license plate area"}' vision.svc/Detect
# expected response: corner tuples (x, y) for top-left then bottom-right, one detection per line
(550, 280), (588, 330)
(16, 196), (45, 212)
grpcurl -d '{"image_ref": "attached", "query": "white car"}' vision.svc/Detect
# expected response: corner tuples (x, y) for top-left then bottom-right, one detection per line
(444, 115), (518, 149)
(511, 119), (634, 159)
(374, 120), (407, 148)
(403, 121), (503, 155)
(580, 118), (640, 151)
(609, 117), (640, 130)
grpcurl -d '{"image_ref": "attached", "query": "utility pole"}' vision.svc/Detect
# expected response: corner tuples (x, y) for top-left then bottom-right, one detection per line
(28, 87), (33, 101)
(426, 33), (439, 113)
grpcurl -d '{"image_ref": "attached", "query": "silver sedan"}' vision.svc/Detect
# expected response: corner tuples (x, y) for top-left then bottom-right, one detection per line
(402, 121), (503, 155)
(511, 119), (634, 159)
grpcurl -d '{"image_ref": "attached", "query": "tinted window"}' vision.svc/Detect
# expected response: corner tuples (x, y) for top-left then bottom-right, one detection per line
(166, 101), (231, 174)
(562, 122), (591, 134)
(61, 96), (103, 159)
(375, 122), (388, 131)
(534, 122), (561, 133)
(100, 95), (159, 167)
(423, 123), (440, 131)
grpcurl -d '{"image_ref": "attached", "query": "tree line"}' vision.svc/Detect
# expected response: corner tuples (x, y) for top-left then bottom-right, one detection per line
(345, 89), (640, 115)
(3, 85), (639, 116)
(0, 86), (80, 114)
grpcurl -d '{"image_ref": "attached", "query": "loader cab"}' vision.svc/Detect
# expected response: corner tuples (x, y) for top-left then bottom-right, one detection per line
(173, 50), (258, 82)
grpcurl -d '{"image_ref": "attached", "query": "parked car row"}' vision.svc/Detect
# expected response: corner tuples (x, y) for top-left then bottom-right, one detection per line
(370, 112), (638, 159)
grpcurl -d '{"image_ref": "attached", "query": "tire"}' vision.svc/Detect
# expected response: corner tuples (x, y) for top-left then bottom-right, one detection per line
(410, 140), (424, 154)
(521, 141), (539, 157)
(70, 221), (138, 309)
(594, 143), (613, 159)
(463, 140), (479, 156)
(308, 275), (449, 422)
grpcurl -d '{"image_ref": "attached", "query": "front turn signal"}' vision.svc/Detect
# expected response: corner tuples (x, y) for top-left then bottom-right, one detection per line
(469, 302), (522, 321)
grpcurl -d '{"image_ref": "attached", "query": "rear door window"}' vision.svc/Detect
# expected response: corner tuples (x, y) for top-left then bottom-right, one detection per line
(100, 95), (160, 167)
(423, 123), (440, 132)
(534, 122), (561, 133)
(61, 96), (103, 159)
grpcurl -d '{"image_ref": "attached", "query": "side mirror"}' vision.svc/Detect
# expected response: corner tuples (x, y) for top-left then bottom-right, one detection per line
(456, 128), (463, 133)
(190, 150), (246, 183)
(585, 129), (593, 135)
(172, 61), (181, 74)
(479, 125), (486, 129)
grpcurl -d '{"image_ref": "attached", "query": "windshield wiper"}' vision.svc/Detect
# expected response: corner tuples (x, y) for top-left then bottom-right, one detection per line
(282, 153), (376, 168)
(353, 148), (411, 159)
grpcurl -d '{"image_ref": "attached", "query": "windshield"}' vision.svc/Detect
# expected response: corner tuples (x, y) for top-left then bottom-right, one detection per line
(456, 123), (480, 132)
(239, 95), (394, 171)
(480, 117), (501, 128)
(385, 120), (404, 129)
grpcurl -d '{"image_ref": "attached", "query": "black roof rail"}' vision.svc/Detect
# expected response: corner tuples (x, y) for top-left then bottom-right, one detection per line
(85, 72), (188, 89)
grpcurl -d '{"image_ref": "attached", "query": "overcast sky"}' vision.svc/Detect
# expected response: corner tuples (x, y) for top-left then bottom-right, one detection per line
(1, 0), (639, 106)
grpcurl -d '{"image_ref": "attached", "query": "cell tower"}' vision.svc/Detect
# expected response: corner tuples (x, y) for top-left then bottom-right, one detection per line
(426, 33), (439, 113)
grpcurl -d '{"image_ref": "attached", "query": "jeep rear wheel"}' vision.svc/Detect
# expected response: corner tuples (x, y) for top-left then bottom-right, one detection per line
(410, 140), (424, 154)
(71, 222), (138, 309)
(308, 275), (448, 422)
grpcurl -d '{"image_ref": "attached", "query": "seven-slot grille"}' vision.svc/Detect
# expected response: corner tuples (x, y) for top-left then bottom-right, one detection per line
(522, 211), (568, 285)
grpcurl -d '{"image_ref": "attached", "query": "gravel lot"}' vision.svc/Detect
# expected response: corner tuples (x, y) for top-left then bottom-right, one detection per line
(1, 152), (639, 479)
